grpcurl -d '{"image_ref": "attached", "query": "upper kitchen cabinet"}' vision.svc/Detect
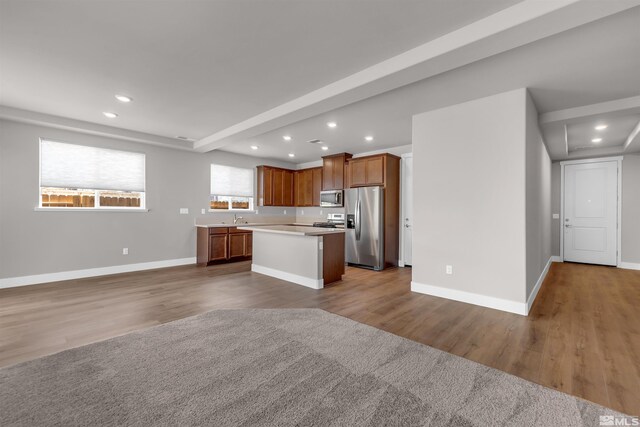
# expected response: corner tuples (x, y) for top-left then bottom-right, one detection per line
(322, 153), (352, 190)
(257, 166), (294, 207)
(348, 154), (399, 188)
(294, 167), (323, 207)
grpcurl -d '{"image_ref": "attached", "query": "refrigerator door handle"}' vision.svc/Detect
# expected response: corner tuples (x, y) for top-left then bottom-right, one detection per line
(355, 198), (361, 241)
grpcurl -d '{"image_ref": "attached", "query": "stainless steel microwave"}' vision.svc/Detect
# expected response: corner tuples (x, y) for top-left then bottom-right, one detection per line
(320, 190), (343, 207)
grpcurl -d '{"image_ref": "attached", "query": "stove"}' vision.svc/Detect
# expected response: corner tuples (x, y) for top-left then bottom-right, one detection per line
(312, 213), (345, 228)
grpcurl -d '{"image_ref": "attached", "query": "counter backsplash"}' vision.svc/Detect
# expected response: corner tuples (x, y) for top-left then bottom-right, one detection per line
(194, 206), (344, 226)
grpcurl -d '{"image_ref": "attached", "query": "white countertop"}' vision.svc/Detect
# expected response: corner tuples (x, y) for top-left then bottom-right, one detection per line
(196, 222), (289, 228)
(238, 225), (345, 236)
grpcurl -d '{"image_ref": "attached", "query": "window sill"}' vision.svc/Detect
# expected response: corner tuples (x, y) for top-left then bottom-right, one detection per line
(34, 207), (149, 212)
(208, 210), (257, 214)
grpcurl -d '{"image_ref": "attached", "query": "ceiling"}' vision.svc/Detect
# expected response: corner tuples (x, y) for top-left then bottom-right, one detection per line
(221, 5), (640, 162)
(567, 114), (639, 152)
(0, 0), (521, 145)
(1, 1), (639, 162)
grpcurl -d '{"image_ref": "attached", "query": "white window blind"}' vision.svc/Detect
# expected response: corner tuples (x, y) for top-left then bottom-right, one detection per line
(40, 140), (145, 192)
(210, 164), (254, 197)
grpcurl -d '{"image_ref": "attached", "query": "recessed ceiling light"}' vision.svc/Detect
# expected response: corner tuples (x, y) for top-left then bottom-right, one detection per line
(250, 145), (259, 150)
(321, 146), (329, 151)
(103, 112), (118, 118)
(595, 124), (608, 131)
(592, 138), (603, 143)
(283, 135), (292, 141)
(327, 122), (337, 128)
(115, 95), (132, 103)
(288, 153), (295, 158)
(365, 136), (374, 142)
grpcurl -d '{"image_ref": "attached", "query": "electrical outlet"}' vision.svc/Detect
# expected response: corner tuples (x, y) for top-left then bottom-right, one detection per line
(284, 209), (287, 215)
(320, 209), (323, 215)
(446, 265), (453, 275)
(552, 213), (560, 219)
(201, 208), (206, 214)
(122, 248), (128, 255)
(179, 208), (189, 214)
(301, 209), (304, 215)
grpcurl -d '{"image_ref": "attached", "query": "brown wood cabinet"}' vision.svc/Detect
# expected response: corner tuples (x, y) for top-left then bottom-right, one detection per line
(257, 166), (294, 207)
(348, 155), (386, 187)
(347, 153), (401, 269)
(294, 167), (323, 207)
(322, 153), (352, 190)
(197, 227), (252, 265)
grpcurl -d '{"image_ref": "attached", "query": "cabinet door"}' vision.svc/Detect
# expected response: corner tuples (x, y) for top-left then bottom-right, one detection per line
(283, 170), (295, 206)
(322, 157), (334, 190)
(228, 233), (246, 259)
(209, 234), (228, 261)
(365, 157), (385, 185)
(312, 167), (322, 206)
(245, 233), (253, 257)
(294, 171), (302, 206)
(272, 169), (284, 206)
(349, 159), (367, 187)
(262, 167), (274, 206)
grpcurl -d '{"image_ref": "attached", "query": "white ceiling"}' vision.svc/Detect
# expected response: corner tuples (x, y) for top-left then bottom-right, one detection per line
(567, 114), (640, 152)
(1, 1), (639, 162)
(219, 5), (640, 162)
(0, 0), (521, 145)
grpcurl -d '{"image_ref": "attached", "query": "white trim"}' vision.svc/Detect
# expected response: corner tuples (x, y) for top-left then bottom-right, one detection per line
(526, 257), (553, 313)
(551, 255), (563, 262)
(34, 207), (149, 212)
(618, 262), (640, 271)
(410, 281), (527, 316)
(399, 152), (413, 268)
(0, 257), (196, 289)
(251, 264), (323, 289)
(560, 156), (623, 265)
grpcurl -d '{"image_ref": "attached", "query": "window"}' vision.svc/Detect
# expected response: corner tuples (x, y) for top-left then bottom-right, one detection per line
(39, 140), (146, 209)
(210, 164), (254, 211)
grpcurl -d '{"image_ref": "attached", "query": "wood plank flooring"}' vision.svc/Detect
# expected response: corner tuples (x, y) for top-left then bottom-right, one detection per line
(1, 261), (639, 415)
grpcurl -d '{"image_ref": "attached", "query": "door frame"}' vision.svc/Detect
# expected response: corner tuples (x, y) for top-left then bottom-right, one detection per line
(559, 156), (623, 266)
(399, 152), (412, 267)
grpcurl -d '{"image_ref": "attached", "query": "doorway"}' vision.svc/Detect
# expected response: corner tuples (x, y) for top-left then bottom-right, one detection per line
(400, 153), (412, 266)
(561, 157), (621, 266)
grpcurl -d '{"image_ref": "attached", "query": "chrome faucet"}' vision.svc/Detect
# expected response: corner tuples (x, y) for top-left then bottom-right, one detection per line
(233, 214), (244, 224)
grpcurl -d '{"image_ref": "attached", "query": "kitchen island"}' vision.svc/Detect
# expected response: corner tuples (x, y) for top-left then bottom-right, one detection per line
(237, 225), (345, 289)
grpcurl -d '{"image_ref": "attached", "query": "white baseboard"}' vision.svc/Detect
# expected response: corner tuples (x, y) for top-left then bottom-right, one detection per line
(0, 257), (196, 290)
(410, 281), (527, 316)
(526, 257), (553, 314)
(618, 262), (640, 271)
(551, 255), (562, 262)
(251, 264), (323, 289)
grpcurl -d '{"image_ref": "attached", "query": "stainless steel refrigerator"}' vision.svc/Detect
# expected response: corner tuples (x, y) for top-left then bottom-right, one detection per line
(345, 186), (384, 270)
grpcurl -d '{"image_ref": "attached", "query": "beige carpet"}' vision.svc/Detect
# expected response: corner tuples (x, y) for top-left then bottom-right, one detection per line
(0, 309), (627, 426)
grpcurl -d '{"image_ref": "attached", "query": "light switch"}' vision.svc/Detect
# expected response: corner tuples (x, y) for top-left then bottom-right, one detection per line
(446, 265), (453, 275)
(180, 208), (189, 214)
(201, 208), (206, 214)
(552, 213), (560, 219)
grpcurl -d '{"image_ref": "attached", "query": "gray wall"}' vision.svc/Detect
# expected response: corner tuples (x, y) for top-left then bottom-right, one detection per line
(412, 89), (528, 303)
(525, 92), (552, 299)
(0, 119), (295, 279)
(550, 153), (640, 264)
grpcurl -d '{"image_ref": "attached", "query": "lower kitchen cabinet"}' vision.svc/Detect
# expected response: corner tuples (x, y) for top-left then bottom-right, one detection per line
(197, 227), (252, 265)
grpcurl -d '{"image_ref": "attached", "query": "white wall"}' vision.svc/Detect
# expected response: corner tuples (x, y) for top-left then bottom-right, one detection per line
(525, 92), (552, 300)
(411, 89), (528, 309)
(0, 119), (296, 280)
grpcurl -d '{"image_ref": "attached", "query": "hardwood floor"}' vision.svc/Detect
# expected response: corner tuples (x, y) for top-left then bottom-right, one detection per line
(1, 261), (639, 415)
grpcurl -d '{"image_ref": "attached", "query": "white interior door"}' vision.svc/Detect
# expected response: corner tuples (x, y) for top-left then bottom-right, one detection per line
(401, 155), (413, 266)
(563, 161), (618, 266)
